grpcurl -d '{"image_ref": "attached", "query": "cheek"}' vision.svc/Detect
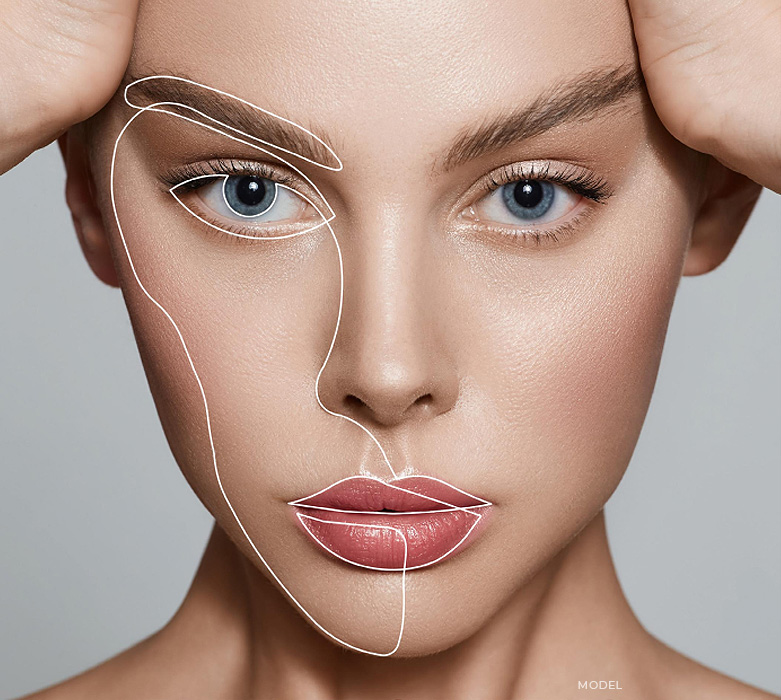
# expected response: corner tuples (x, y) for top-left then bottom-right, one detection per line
(107, 206), (426, 652)
(451, 158), (693, 544)
(514, 257), (675, 504)
(97, 119), (697, 654)
(107, 162), (343, 508)
(97, 116), (339, 513)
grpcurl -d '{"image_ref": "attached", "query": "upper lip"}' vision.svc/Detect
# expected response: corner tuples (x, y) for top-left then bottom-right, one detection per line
(289, 475), (491, 514)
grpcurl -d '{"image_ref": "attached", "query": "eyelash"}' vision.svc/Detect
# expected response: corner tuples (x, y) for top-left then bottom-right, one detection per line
(161, 159), (315, 242)
(486, 161), (611, 203)
(161, 158), (612, 247)
(162, 158), (296, 192)
(468, 161), (613, 247)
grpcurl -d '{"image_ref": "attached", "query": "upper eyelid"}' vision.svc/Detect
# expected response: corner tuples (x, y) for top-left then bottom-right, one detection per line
(163, 159), (294, 188)
(451, 160), (611, 219)
(166, 158), (609, 230)
(170, 180), (336, 241)
(166, 159), (333, 214)
(483, 162), (612, 199)
(169, 172), (227, 192)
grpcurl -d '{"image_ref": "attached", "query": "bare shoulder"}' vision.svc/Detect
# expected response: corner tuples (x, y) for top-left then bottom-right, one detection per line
(12, 636), (161, 700)
(12, 620), (242, 700)
(648, 636), (779, 700)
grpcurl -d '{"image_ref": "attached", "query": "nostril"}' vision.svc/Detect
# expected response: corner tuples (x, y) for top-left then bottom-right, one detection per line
(344, 394), (366, 411)
(321, 355), (459, 427)
(413, 394), (434, 409)
(340, 390), (436, 426)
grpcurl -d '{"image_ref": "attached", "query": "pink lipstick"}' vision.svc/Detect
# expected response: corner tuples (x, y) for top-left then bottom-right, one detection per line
(289, 476), (492, 571)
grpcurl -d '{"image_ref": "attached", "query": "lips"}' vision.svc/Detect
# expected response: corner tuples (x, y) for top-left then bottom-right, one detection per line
(289, 476), (491, 571)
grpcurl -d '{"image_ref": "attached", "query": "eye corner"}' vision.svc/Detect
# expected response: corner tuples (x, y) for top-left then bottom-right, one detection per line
(167, 172), (227, 196)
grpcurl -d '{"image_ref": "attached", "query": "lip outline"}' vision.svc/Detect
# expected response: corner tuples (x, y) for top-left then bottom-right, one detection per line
(288, 474), (493, 513)
(288, 475), (493, 571)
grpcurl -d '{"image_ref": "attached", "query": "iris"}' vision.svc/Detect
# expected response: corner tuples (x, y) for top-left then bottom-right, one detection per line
(223, 176), (277, 217)
(501, 180), (555, 220)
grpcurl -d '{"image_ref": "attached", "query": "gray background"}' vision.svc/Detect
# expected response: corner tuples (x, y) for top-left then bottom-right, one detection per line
(1, 144), (779, 698)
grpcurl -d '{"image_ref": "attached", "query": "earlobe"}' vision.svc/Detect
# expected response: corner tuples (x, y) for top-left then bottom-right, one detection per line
(58, 131), (120, 288)
(683, 157), (763, 276)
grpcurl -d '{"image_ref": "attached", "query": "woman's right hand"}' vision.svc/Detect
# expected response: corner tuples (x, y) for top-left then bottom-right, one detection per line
(0, 0), (138, 174)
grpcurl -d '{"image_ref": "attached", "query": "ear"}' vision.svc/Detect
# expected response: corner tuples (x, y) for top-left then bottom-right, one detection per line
(683, 157), (763, 276)
(58, 130), (119, 287)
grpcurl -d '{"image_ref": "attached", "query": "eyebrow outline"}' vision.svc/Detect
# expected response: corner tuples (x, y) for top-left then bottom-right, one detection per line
(121, 73), (341, 170)
(438, 64), (646, 172)
(122, 64), (643, 177)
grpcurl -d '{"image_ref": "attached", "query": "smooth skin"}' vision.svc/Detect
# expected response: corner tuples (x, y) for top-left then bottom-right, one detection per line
(1, 0), (779, 190)
(1, 1), (778, 699)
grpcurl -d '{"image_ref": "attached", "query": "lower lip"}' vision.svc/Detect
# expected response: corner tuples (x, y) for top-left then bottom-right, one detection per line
(293, 506), (491, 570)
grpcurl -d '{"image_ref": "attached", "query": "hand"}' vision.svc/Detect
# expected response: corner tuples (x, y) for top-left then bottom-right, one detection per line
(0, 0), (138, 174)
(629, 0), (781, 192)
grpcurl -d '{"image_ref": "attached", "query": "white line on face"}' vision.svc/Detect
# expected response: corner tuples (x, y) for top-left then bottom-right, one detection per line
(111, 76), (490, 656)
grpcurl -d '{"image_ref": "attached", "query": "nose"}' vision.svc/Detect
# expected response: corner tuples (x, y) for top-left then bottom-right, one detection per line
(316, 210), (460, 429)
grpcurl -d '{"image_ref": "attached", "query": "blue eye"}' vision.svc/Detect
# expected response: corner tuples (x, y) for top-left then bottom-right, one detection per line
(501, 180), (555, 220)
(223, 175), (277, 217)
(171, 172), (314, 234)
(472, 177), (580, 228)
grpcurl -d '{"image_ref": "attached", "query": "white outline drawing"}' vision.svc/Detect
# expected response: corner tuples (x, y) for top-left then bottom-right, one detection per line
(290, 474), (491, 515)
(295, 512), (483, 573)
(291, 474), (489, 570)
(110, 75), (492, 656)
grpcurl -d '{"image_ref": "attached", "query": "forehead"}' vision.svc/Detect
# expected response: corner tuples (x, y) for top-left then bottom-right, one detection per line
(130, 0), (636, 153)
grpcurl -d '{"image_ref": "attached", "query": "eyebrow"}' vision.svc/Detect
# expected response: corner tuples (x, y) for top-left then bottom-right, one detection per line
(122, 74), (340, 169)
(439, 64), (645, 171)
(123, 64), (643, 174)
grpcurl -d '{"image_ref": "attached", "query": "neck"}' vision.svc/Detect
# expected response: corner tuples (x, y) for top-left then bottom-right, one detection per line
(157, 511), (656, 700)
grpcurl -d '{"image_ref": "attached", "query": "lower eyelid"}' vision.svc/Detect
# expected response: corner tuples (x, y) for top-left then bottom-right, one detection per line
(456, 201), (597, 249)
(467, 186), (576, 223)
(166, 162), (326, 213)
(174, 187), (324, 242)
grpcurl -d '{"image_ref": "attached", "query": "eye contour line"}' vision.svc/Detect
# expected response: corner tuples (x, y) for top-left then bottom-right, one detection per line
(110, 76), (492, 657)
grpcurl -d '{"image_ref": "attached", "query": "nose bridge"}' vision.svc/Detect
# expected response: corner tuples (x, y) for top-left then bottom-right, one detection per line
(320, 201), (459, 427)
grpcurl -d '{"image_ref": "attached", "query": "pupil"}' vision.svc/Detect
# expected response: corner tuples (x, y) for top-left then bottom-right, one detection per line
(513, 180), (543, 208)
(236, 176), (267, 206)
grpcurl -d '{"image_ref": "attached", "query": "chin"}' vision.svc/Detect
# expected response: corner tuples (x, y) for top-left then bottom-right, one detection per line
(271, 555), (510, 658)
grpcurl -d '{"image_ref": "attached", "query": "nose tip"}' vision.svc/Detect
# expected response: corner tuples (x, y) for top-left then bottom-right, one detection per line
(338, 364), (446, 427)
(317, 320), (460, 429)
(315, 210), (460, 431)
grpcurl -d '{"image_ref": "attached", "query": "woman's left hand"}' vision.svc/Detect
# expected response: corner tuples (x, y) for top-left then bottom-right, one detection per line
(629, 0), (781, 193)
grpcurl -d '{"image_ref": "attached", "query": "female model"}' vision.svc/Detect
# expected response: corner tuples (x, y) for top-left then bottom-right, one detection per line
(1, 0), (779, 698)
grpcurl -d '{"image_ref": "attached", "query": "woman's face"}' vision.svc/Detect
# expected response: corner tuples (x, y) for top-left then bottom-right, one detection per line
(88, 0), (700, 655)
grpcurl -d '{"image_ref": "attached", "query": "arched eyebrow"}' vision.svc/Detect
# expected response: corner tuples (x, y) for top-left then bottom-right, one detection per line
(122, 65), (642, 175)
(122, 74), (341, 171)
(438, 64), (645, 172)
